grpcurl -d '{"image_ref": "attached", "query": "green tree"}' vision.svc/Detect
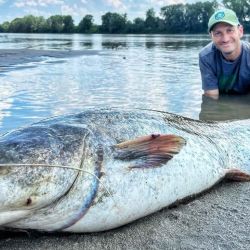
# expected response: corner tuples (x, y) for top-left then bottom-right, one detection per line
(62, 15), (74, 33)
(160, 4), (186, 33)
(101, 12), (127, 33)
(24, 15), (41, 32)
(8, 15), (48, 33)
(0, 21), (10, 32)
(35, 16), (48, 32)
(46, 15), (64, 33)
(125, 20), (133, 33)
(157, 18), (166, 33)
(0, 1), (230, 34)
(185, 3), (202, 33)
(222, 0), (250, 28)
(8, 18), (24, 32)
(200, 1), (218, 32)
(185, 1), (216, 33)
(78, 14), (94, 33)
(132, 17), (145, 33)
(145, 8), (158, 32)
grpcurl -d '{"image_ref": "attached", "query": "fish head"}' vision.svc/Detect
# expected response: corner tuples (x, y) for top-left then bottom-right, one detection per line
(0, 124), (86, 226)
(0, 163), (75, 208)
(0, 161), (78, 226)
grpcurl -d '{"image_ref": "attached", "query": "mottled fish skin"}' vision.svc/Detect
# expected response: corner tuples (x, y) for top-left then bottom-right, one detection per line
(0, 108), (249, 232)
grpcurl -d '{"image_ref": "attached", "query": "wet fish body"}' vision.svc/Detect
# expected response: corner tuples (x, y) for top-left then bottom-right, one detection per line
(0, 108), (249, 232)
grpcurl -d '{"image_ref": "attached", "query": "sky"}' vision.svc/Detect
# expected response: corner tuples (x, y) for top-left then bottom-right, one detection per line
(0, 0), (212, 25)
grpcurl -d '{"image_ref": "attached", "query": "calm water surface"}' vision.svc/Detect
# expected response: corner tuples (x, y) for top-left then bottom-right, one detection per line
(0, 33), (249, 134)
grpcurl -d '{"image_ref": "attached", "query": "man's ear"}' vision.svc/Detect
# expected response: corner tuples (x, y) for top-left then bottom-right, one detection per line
(239, 25), (244, 38)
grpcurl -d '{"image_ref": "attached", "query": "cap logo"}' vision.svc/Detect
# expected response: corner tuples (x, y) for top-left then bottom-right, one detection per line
(215, 11), (225, 20)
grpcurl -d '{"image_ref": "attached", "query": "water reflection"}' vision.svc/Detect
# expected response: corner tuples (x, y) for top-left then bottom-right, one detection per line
(79, 42), (93, 49)
(145, 41), (156, 49)
(161, 40), (206, 49)
(1, 33), (249, 51)
(199, 94), (250, 121)
(0, 33), (211, 51)
(101, 41), (127, 49)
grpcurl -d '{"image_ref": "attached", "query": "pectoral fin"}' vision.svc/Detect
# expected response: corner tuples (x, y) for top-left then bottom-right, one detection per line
(114, 134), (186, 168)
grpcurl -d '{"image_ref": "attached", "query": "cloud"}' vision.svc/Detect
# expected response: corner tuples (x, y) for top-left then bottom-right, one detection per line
(105, 0), (126, 9)
(81, 0), (87, 3)
(61, 4), (87, 18)
(22, 7), (53, 18)
(0, 0), (5, 5)
(150, 0), (186, 5)
(14, 0), (64, 8)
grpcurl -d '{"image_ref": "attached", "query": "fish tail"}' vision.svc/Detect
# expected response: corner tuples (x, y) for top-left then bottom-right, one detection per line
(223, 120), (250, 181)
(225, 169), (250, 181)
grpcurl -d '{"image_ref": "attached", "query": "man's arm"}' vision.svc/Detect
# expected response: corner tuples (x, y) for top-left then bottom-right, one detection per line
(199, 52), (219, 99)
(204, 89), (219, 100)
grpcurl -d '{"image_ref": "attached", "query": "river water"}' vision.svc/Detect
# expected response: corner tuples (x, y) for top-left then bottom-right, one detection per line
(0, 33), (249, 134)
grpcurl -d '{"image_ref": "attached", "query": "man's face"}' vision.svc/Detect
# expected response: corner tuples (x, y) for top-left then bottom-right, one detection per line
(210, 22), (243, 60)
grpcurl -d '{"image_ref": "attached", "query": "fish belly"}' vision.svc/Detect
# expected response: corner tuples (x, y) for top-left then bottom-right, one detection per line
(65, 155), (224, 232)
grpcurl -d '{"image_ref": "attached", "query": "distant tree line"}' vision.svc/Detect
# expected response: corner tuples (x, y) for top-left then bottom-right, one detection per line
(0, 0), (249, 34)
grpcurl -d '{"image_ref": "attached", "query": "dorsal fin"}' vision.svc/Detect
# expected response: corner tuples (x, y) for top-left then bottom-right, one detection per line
(114, 134), (186, 168)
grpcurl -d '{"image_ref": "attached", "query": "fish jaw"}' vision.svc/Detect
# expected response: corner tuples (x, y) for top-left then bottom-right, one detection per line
(0, 122), (92, 227)
(0, 164), (78, 225)
(0, 210), (31, 225)
(2, 135), (104, 231)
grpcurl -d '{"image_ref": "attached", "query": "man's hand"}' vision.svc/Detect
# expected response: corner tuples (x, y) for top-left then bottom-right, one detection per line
(204, 89), (219, 100)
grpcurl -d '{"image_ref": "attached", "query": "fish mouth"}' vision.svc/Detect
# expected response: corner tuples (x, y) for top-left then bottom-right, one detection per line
(0, 210), (33, 226)
(0, 141), (104, 231)
(0, 163), (79, 227)
(0, 123), (103, 231)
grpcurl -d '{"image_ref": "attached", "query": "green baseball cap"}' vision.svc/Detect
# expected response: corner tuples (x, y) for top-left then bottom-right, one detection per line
(208, 9), (240, 32)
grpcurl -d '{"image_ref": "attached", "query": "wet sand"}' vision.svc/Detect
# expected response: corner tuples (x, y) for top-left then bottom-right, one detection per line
(0, 49), (250, 249)
(1, 181), (250, 250)
(0, 49), (99, 67)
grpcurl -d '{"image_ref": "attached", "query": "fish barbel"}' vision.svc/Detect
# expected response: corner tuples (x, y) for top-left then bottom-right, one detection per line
(0, 108), (249, 232)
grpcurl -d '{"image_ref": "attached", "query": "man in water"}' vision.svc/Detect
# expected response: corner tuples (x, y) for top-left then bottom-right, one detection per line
(199, 8), (250, 99)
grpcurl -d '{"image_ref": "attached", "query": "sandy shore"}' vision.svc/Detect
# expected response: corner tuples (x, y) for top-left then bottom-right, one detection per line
(0, 49), (99, 67)
(0, 180), (250, 249)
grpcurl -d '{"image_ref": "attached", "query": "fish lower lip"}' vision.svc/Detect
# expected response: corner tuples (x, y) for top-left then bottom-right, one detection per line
(0, 210), (31, 225)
